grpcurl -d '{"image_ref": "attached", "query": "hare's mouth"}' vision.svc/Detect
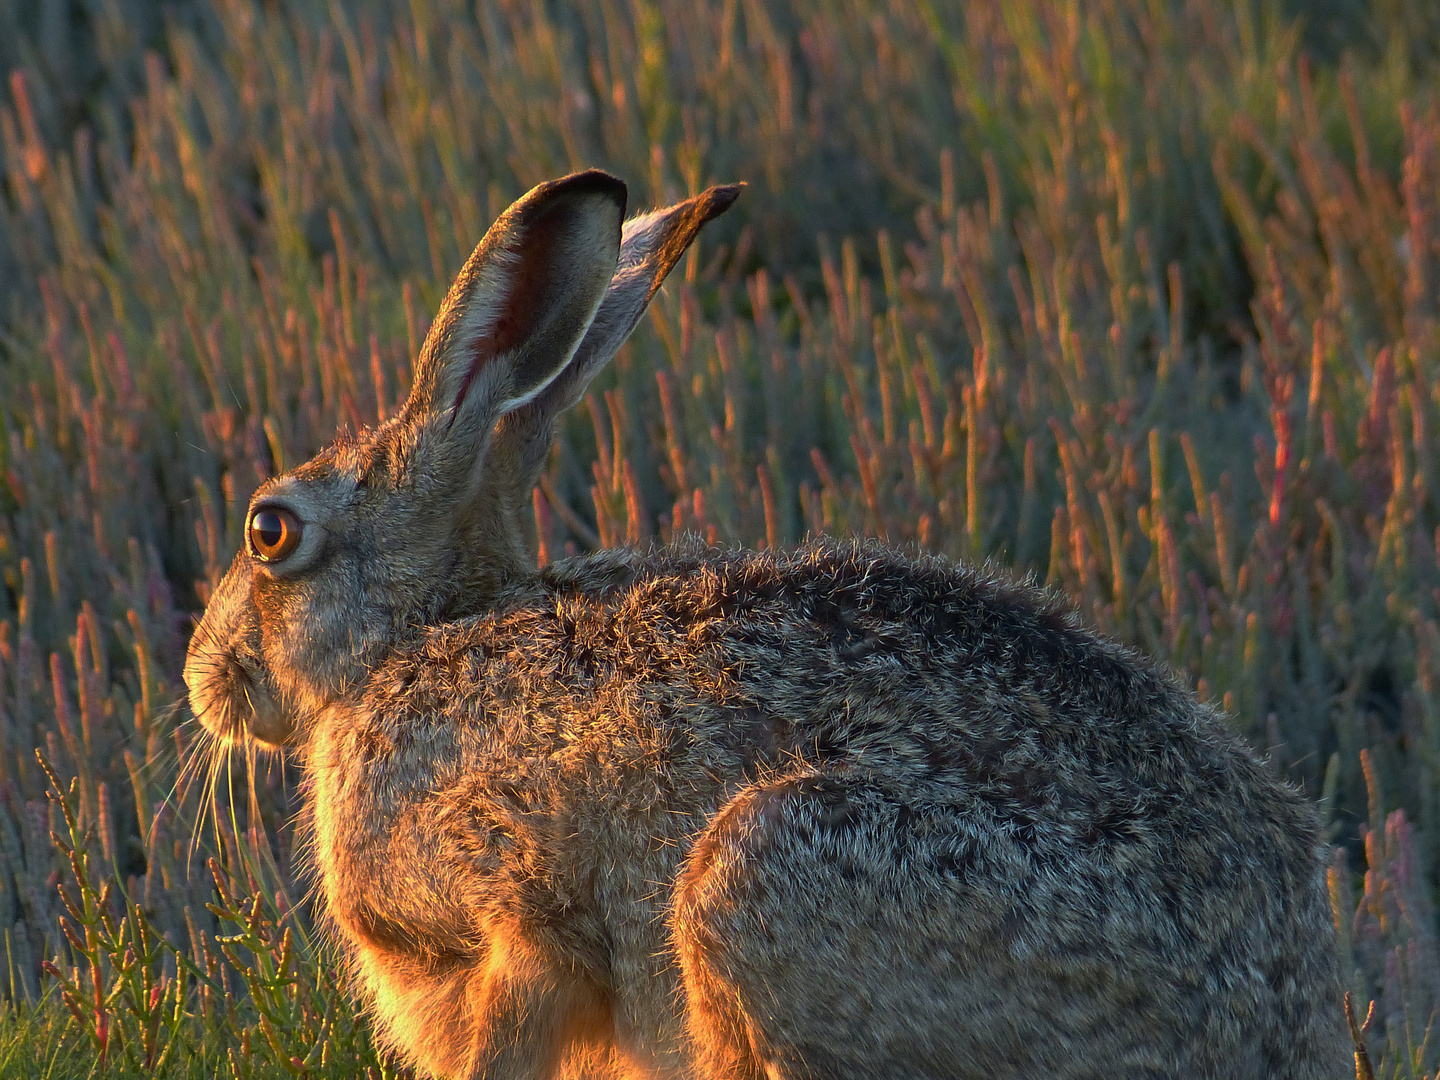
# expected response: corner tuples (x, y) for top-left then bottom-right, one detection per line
(235, 670), (291, 748)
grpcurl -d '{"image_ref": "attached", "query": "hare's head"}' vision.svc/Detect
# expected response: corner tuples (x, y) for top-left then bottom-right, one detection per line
(184, 171), (739, 750)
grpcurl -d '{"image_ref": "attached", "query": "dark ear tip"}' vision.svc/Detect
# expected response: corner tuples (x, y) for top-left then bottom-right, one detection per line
(550, 168), (628, 208)
(698, 182), (744, 220)
(519, 170), (628, 226)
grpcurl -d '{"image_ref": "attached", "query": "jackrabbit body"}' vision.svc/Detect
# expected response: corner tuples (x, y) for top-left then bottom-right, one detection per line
(184, 171), (1349, 1079)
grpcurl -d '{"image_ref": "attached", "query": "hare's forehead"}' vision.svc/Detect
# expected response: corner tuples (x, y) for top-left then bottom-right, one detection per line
(251, 471), (351, 516)
(256, 447), (361, 505)
(289, 430), (400, 486)
(256, 432), (408, 508)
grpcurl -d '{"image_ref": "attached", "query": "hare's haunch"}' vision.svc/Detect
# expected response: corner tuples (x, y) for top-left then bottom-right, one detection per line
(185, 171), (1349, 1079)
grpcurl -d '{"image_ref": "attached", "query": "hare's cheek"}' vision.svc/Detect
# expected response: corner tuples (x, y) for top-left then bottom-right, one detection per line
(260, 562), (375, 702)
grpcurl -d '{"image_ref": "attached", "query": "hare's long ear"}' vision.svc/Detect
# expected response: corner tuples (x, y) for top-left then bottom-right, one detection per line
(399, 170), (626, 482)
(498, 183), (744, 482)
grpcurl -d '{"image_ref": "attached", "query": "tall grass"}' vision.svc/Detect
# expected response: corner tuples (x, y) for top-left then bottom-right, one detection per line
(2, 0), (1440, 1073)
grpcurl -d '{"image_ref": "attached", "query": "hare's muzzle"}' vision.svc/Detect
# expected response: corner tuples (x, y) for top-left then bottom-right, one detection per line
(183, 641), (291, 748)
(184, 598), (292, 749)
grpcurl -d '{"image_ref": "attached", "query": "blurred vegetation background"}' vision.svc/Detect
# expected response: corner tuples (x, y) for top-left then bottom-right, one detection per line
(2, 0), (1440, 1073)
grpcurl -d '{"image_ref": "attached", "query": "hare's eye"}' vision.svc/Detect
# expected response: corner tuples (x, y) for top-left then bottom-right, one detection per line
(249, 507), (303, 562)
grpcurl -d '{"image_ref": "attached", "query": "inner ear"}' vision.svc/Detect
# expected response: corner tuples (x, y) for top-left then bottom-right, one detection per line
(440, 172), (627, 425)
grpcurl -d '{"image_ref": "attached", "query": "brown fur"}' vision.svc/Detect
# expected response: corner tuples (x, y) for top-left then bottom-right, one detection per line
(185, 172), (1349, 1079)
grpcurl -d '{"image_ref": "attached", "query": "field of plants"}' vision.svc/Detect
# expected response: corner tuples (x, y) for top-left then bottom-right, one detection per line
(2, 0), (1440, 1074)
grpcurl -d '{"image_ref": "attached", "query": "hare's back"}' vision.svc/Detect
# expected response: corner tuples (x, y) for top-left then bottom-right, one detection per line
(535, 540), (1261, 782)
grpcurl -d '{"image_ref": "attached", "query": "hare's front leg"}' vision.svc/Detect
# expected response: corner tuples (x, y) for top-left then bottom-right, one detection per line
(343, 924), (612, 1080)
(308, 722), (612, 1079)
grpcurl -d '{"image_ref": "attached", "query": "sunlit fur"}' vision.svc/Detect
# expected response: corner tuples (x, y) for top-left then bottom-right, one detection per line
(184, 172), (1348, 1079)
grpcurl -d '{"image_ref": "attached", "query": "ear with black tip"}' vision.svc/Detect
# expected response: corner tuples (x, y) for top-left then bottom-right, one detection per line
(497, 182), (743, 481)
(399, 170), (627, 454)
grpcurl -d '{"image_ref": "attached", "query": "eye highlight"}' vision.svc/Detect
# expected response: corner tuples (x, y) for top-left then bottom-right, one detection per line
(248, 506), (303, 562)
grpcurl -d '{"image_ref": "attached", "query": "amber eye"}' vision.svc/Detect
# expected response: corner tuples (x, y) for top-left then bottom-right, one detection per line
(248, 507), (302, 562)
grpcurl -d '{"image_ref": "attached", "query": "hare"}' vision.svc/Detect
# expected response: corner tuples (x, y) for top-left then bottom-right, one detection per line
(184, 170), (1351, 1079)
